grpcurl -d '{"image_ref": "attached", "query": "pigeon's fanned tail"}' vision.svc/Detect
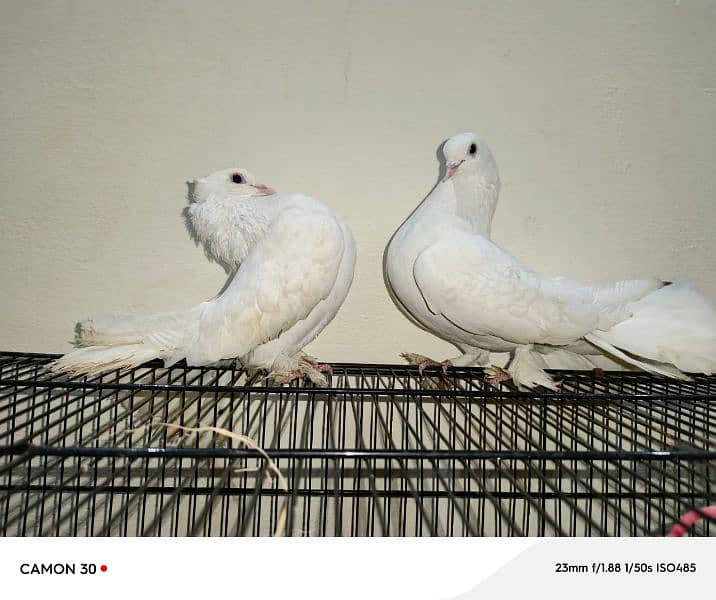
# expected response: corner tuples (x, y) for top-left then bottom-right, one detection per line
(49, 344), (164, 377)
(584, 333), (689, 380)
(586, 282), (716, 378)
(51, 307), (201, 376)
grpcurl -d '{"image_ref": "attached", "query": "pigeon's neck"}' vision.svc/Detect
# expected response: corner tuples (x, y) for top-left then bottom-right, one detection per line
(447, 171), (499, 238)
(186, 196), (272, 273)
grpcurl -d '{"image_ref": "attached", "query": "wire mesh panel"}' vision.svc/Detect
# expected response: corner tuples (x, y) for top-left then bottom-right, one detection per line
(0, 351), (714, 536)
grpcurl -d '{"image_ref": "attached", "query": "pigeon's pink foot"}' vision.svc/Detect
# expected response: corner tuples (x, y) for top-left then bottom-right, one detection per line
(419, 358), (451, 376)
(302, 356), (333, 374)
(400, 352), (452, 375)
(484, 366), (512, 389)
(401, 352), (454, 390)
(270, 358), (329, 387)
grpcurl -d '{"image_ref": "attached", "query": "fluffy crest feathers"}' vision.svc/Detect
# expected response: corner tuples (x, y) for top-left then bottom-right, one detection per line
(184, 167), (277, 273)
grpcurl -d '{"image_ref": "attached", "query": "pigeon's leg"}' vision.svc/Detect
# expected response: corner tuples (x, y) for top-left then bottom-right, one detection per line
(450, 347), (490, 367)
(301, 354), (333, 374)
(484, 365), (513, 389)
(270, 368), (299, 385)
(402, 349), (490, 390)
(269, 354), (329, 388)
(592, 367), (608, 381)
(400, 352), (451, 375)
(400, 352), (453, 389)
(271, 366), (328, 387)
(505, 345), (560, 391)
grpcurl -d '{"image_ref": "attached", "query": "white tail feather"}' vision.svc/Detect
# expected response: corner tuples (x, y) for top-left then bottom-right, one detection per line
(586, 282), (716, 377)
(592, 278), (663, 307)
(585, 332), (690, 380)
(541, 348), (631, 371)
(541, 349), (598, 370)
(77, 307), (201, 347)
(52, 307), (201, 376)
(50, 344), (163, 376)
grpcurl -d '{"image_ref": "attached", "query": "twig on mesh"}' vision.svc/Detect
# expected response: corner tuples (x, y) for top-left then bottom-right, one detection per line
(154, 422), (289, 537)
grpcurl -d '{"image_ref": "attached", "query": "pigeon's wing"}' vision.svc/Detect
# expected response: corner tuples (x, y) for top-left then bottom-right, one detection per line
(412, 232), (602, 346)
(188, 206), (345, 364)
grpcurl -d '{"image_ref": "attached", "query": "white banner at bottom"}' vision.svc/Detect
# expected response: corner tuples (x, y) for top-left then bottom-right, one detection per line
(0, 537), (713, 599)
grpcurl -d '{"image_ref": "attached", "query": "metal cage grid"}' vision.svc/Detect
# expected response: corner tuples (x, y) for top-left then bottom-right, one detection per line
(0, 351), (714, 537)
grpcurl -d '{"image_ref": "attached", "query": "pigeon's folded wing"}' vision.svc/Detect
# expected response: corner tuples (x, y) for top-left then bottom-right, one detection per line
(187, 207), (345, 364)
(412, 232), (602, 346)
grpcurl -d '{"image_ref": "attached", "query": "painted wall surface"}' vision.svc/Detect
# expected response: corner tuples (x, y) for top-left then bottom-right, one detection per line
(1, 1), (715, 363)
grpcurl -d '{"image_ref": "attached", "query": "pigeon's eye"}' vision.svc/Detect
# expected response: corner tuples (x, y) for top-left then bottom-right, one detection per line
(469, 143), (477, 156)
(231, 173), (244, 184)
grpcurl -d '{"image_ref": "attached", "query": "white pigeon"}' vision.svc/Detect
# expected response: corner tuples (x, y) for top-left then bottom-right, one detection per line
(52, 168), (356, 385)
(385, 132), (716, 389)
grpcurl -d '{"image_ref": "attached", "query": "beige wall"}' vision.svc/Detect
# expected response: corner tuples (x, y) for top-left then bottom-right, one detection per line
(1, 1), (715, 363)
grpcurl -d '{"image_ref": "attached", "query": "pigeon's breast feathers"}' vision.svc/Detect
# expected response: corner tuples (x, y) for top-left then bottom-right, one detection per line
(185, 167), (278, 273)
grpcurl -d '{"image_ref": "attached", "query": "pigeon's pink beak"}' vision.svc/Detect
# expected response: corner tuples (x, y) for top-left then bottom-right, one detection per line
(253, 183), (276, 196)
(443, 160), (464, 182)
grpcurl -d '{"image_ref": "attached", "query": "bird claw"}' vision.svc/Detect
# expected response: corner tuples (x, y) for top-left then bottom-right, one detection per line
(419, 358), (451, 376)
(270, 355), (331, 388)
(484, 366), (512, 389)
(592, 367), (608, 381)
(401, 352), (453, 389)
(401, 352), (452, 375)
(302, 355), (333, 374)
(269, 370), (301, 385)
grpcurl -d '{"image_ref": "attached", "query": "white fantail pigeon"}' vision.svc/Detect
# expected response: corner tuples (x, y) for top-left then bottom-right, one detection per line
(53, 168), (356, 386)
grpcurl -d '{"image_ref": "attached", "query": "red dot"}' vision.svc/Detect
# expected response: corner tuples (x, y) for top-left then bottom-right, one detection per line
(100, 565), (108, 572)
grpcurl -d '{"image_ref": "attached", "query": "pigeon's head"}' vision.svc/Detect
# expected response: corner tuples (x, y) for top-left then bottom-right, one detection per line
(187, 167), (275, 204)
(184, 167), (277, 273)
(441, 132), (497, 183)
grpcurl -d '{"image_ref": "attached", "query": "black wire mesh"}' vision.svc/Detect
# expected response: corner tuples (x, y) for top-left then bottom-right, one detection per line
(0, 351), (714, 537)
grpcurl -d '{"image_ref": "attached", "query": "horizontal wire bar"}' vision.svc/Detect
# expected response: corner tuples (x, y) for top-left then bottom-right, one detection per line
(3, 375), (715, 401)
(3, 444), (712, 461)
(4, 484), (710, 502)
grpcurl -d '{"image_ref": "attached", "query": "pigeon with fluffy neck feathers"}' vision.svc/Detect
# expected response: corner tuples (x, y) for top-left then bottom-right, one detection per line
(54, 167), (356, 386)
(185, 167), (276, 273)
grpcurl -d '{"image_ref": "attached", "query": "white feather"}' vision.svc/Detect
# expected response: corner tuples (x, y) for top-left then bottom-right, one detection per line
(52, 169), (356, 378)
(588, 283), (716, 375)
(386, 132), (716, 388)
